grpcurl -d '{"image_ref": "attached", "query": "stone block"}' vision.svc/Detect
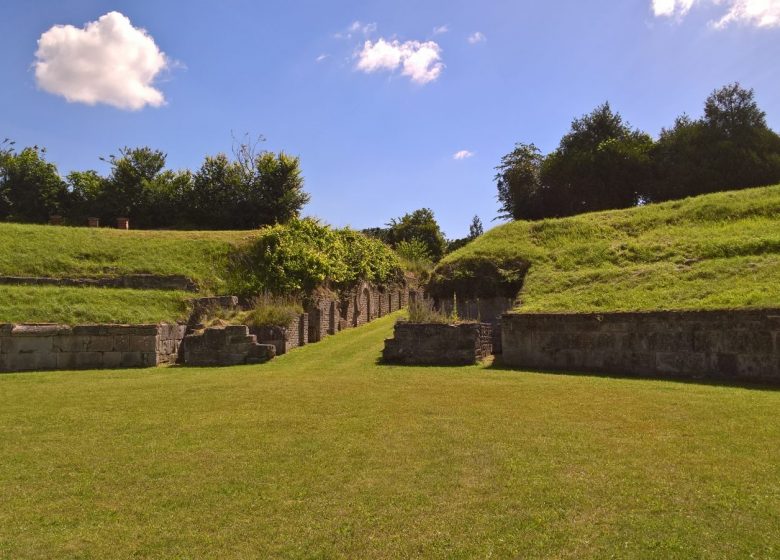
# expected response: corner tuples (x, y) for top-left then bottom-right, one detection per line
(86, 336), (115, 352)
(113, 335), (131, 352)
(129, 335), (157, 352)
(3, 336), (55, 354)
(102, 352), (124, 368)
(75, 352), (104, 370)
(11, 324), (71, 336)
(4, 352), (57, 372)
(119, 352), (145, 367)
(142, 353), (158, 367)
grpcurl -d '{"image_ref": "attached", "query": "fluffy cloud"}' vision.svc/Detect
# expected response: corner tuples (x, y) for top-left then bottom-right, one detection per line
(356, 38), (444, 84)
(34, 11), (169, 110)
(467, 31), (486, 44)
(714, 0), (780, 28)
(652, 0), (780, 28)
(453, 150), (474, 160)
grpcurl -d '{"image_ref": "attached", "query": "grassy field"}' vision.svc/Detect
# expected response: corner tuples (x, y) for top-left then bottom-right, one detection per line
(0, 285), (191, 324)
(1, 314), (778, 559)
(0, 222), (255, 289)
(435, 184), (780, 311)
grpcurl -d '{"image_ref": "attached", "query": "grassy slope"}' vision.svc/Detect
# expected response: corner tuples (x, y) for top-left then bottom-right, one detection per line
(437, 185), (780, 312)
(0, 223), (256, 323)
(1, 314), (778, 558)
(0, 222), (255, 287)
(0, 286), (191, 324)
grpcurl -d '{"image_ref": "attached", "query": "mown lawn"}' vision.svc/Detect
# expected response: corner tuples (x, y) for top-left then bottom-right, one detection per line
(0, 314), (778, 559)
(435, 184), (780, 312)
(0, 285), (191, 325)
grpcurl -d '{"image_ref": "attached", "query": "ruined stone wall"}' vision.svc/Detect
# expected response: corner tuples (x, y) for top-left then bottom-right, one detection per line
(0, 323), (185, 373)
(182, 325), (275, 366)
(502, 309), (780, 384)
(436, 296), (514, 354)
(251, 313), (308, 355)
(383, 322), (493, 366)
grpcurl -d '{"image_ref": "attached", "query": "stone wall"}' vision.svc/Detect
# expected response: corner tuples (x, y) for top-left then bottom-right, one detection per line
(383, 322), (493, 366)
(0, 274), (198, 292)
(501, 309), (780, 384)
(0, 323), (186, 373)
(181, 325), (275, 366)
(437, 296), (514, 354)
(251, 313), (308, 355)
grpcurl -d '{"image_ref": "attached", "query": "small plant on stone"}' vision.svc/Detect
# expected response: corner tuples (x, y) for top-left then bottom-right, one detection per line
(406, 298), (457, 324)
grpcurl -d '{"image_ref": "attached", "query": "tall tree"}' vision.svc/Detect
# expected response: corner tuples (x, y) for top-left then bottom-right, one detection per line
(495, 143), (545, 220)
(387, 208), (447, 261)
(540, 103), (653, 216)
(0, 143), (67, 222)
(649, 83), (780, 201)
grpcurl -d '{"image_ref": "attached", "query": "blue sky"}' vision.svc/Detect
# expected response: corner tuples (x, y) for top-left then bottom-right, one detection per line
(1, 0), (778, 237)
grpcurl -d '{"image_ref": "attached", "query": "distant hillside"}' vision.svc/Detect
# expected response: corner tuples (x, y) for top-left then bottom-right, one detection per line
(431, 184), (780, 312)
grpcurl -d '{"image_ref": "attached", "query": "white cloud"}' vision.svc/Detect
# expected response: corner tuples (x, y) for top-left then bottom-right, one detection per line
(433, 24), (450, 35)
(316, 54), (329, 63)
(714, 0), (780, 28)
(652, 0), (780, 28)
(356, 38), (444, 84)
(34, 11), (169, 110)
(651, 0), (696, 17)
(335, 20), (377, 39)
(467, 31), (486, 44)
(453, 150), (474, 160)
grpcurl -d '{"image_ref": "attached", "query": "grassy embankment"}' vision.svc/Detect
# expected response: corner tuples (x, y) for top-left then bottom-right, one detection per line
(0, 223), (255, 324)
(0, 313), (778, 558)
(435, 184), (780, 312)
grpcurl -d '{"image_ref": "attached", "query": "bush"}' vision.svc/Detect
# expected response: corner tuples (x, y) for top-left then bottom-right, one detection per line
(227, 218), (403, 297)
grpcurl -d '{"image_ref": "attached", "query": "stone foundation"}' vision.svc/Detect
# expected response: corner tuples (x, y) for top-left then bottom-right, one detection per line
(501, 309), (780, 384)
(251, 313), (308, 355)
(0, 323), (186, 373)
(382, 322), (493, 365)
(181, 325), (275, 366)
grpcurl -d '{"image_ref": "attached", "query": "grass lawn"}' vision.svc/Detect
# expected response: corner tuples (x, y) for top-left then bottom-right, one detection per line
(1, 313), (778, 558)
(0, 285), (191, 325)
(0, 222), (256, 290)
(435, 184), (780, 312)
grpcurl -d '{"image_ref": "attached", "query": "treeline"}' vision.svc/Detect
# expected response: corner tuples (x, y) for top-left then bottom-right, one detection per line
(0, 140), (309, 229)
(497, 83), (780, 220)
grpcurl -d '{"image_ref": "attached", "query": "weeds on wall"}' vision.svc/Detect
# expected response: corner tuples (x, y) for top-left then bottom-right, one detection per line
(406, 298), (459, 324)
(204, 294), (303, 328)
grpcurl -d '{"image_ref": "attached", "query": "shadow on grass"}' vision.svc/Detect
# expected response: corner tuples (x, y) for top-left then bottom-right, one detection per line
(487, 354), (780, 392)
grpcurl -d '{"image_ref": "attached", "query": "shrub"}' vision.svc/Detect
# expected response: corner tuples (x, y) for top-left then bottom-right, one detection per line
(227, 218), (403, 297)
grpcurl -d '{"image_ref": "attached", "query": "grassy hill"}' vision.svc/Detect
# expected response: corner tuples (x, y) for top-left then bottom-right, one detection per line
(0, 224), (257, 324)
(0, 222), (255, 289)
(1, 314), (778, 557)
(433, 184), (780, 312)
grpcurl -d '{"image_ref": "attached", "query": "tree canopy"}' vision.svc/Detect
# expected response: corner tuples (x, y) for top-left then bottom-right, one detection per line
(496, 83), (780, 220)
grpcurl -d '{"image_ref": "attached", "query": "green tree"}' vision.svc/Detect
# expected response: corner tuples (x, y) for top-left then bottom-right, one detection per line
(102, 147), (168, 221)
(0, 143), (68, 222)
(540, 103), (653, 216)
(189, 140), (309, 230)
(386, 208), (447, 261)
(468, 215), (483, 239)
(495, 143), (545, 220)
(649, 83), (780, 201)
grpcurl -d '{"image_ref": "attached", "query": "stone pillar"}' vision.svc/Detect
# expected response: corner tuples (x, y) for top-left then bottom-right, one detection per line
(87, 217), (100, 228)
(117, 217), (129, 230)
(49, 215), (63, 226)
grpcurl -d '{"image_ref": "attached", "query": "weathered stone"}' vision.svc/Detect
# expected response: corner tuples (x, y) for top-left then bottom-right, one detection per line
(383, 322), (492, 365)
(502, 309), (780, 384)
(129, 335), (157, 352)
